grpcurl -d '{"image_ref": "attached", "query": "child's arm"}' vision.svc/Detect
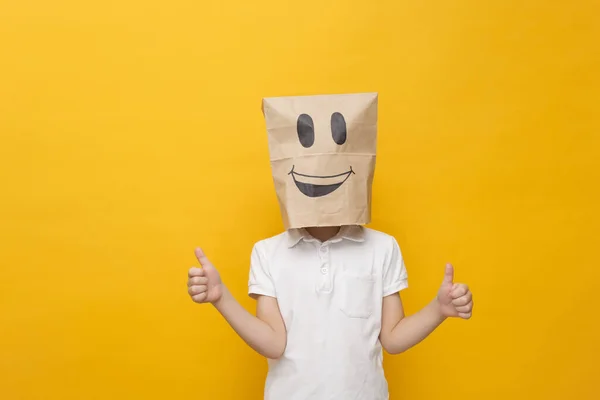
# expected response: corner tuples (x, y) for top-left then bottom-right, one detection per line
(213, 287), (286, 359)
(379, 263), (472, 355)
(379, 294), (445, 354)
(188, 248), (286, 360)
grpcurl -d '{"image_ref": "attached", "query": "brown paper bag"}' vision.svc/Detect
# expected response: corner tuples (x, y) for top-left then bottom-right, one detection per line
(262, 92), (378, 229)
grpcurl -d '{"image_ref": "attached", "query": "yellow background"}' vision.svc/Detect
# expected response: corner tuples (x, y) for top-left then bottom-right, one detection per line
(1, 1), (599, 399)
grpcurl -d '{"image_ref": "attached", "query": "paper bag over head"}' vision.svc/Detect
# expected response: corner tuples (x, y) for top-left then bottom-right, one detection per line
(262, 92), (378, 229)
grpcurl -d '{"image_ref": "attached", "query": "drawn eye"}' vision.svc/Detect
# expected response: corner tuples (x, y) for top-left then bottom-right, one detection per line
(296, 114), (315, 148)
(331, 112), (346, 145)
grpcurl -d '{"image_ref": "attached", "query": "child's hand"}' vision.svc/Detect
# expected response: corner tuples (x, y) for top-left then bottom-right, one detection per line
(437, 263), (473, 319)
(187, 248), (224, 304)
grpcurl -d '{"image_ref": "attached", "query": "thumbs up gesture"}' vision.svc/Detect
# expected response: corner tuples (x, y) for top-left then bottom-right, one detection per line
(187, 248), (224, 304)
(437, 263), (473, 319)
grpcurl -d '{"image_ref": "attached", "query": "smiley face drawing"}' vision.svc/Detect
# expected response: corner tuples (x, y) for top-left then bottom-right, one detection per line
(289, 112), (355, 197)
(262, 92), (378, 229)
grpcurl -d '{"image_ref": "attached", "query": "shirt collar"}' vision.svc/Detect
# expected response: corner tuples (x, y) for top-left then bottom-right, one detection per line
(286, 225), (365, 248)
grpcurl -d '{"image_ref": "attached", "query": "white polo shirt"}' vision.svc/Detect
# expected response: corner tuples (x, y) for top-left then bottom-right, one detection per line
(248, 225), (408, 400)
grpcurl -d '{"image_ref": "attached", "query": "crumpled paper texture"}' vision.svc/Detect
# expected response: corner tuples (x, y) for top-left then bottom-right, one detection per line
(262, 92), (378, 229)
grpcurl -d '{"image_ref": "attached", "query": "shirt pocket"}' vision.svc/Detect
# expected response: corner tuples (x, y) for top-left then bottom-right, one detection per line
(337, 273), (376, 319)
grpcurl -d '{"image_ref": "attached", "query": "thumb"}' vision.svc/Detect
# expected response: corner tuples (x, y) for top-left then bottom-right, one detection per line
(195, 247), (211, 267)
(443, 263), (454, 285)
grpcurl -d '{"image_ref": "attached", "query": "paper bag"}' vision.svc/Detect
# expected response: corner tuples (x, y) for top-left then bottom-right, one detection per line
(262, 92), (378, 229)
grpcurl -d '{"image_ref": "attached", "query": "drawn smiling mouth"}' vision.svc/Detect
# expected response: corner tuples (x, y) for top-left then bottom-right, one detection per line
(288, 165), (355, 197)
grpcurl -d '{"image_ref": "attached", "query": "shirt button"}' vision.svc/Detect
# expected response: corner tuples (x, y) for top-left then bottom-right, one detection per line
(321, 267), (328, 274)
(320, 246), (328, 253)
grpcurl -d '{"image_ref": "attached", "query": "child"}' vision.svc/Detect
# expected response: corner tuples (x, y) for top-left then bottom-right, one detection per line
(187, 93), (473, 400)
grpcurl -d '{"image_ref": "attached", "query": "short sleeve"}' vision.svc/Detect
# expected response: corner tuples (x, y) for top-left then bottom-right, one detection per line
(382, 236), (409, 297)
(248, 243), (276, 299)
